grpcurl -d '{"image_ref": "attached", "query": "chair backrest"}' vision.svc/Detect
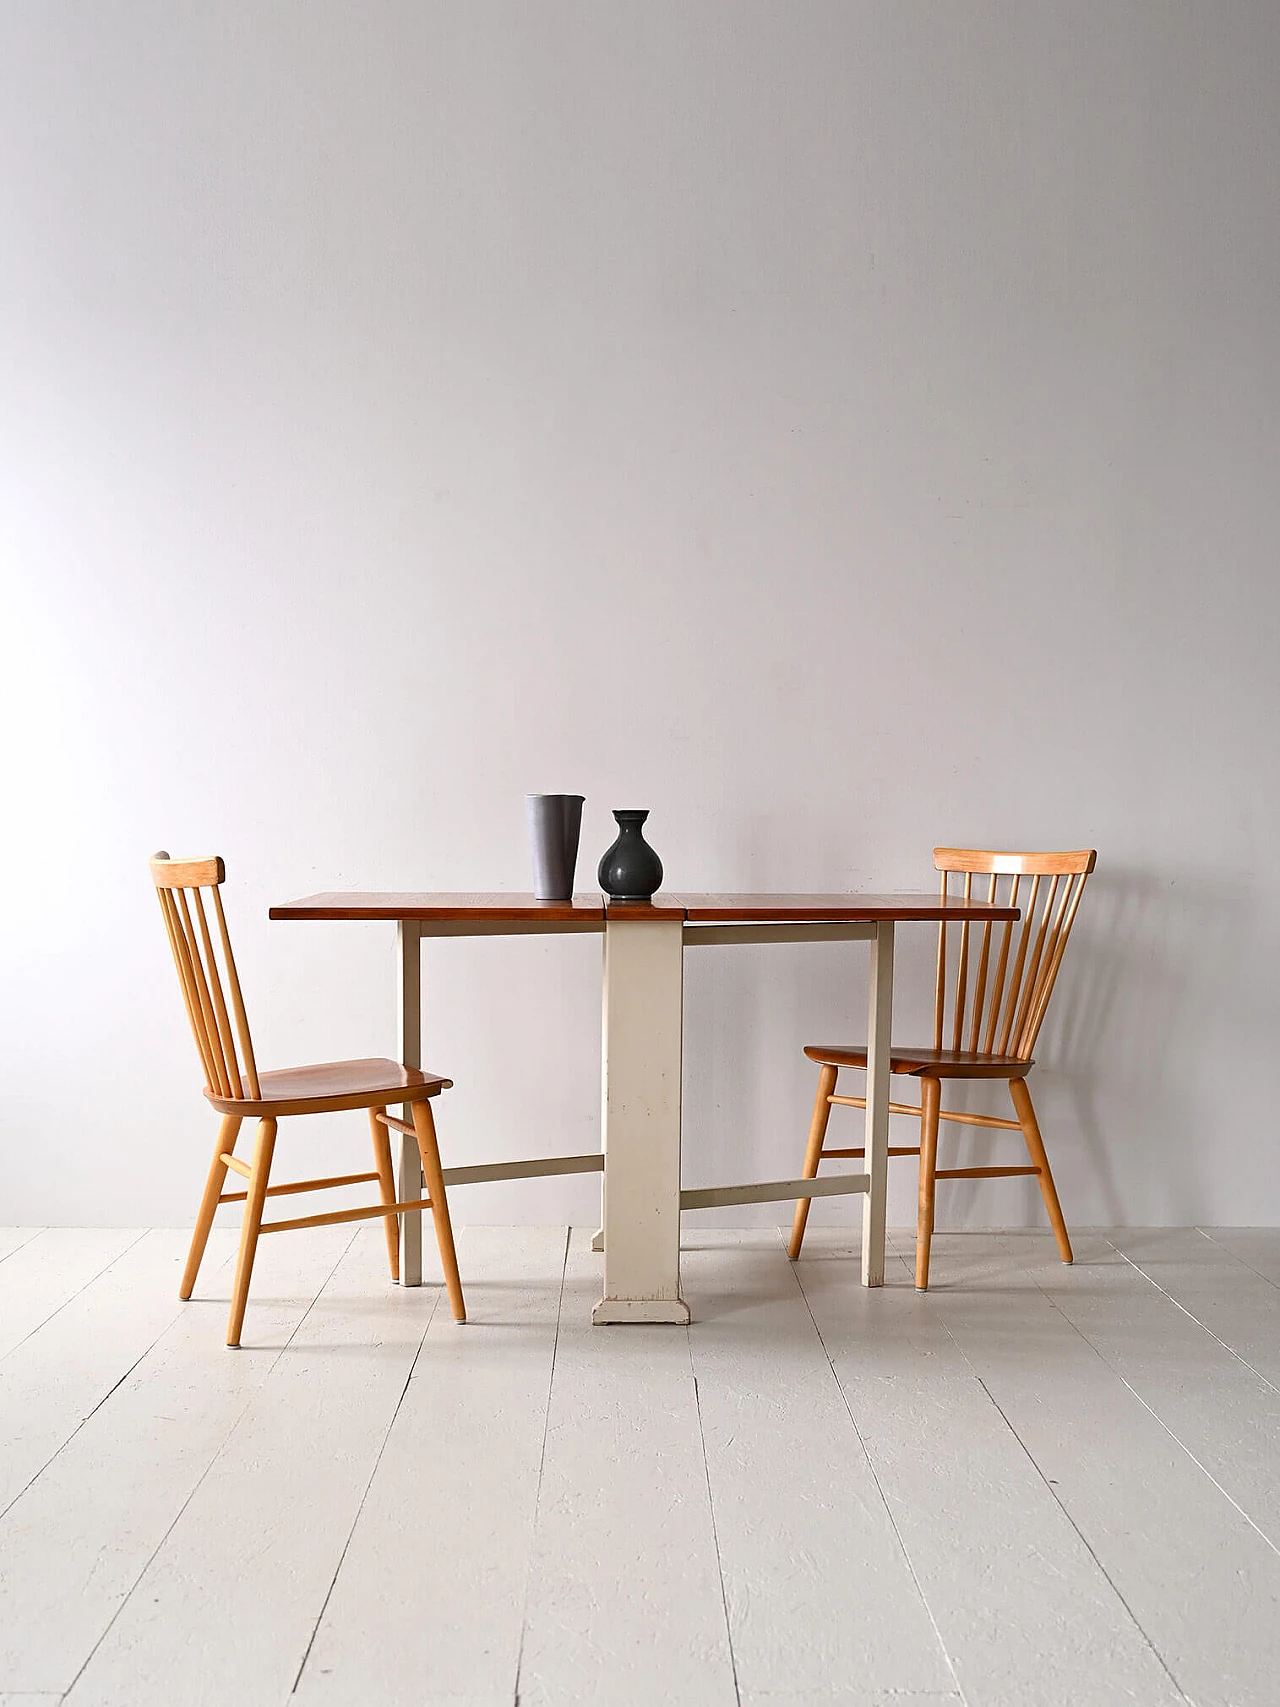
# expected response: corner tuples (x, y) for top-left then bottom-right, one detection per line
(149, 853), (261, 1100)
(933, 847), (1097, 1062)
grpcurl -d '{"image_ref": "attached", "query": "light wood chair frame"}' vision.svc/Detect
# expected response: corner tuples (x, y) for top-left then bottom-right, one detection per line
(150, 852), (465, 1344)
(789, 848), (1096, 1288)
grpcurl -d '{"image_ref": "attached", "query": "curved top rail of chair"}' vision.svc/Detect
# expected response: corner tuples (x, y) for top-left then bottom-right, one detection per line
(933, 848), (1097, 877)
(150, 851), (226, 888)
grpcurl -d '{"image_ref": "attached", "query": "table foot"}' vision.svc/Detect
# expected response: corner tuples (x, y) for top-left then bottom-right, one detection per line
(592, 1297), (691, 1325)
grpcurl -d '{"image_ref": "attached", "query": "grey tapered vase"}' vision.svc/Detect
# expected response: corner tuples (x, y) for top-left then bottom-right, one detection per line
(525, 794), (585, 901)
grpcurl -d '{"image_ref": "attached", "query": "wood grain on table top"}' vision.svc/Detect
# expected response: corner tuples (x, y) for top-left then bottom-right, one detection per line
(268, 892), (607, 921)
(271, 892), (1018, 923)
(665, 893), (1019, 921)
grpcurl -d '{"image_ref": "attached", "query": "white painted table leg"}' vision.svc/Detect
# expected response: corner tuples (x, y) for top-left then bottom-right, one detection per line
(397, 921), (423, 1287)
(861, 921), (894, 1288)
(593, 918), (690, 1325)
(592, 1157), (605, 1250)
(591, 1161), (605, 1251)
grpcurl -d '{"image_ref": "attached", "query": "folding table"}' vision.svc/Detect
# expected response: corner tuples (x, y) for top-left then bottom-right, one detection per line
(269, 891), (1017, 1321)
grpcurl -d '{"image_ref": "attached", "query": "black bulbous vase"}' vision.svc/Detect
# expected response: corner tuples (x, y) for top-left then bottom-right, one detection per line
(597, 810), (663, 902)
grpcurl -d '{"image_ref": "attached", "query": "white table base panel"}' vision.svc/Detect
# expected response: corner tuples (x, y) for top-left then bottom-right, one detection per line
(593, 918), (690, 1325)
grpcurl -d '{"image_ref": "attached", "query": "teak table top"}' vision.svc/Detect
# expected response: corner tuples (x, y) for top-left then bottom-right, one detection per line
(657, 893), (1019, 921)
(268, 892), (604, 922)
(269, 892), (1019, 923)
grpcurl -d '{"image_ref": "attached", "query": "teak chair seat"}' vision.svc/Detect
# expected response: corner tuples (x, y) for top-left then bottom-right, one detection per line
(804, 1044), (1032, 1081)
(204, 1058), (449, 1118)
(790, 847), (1096, 1289)
(150, 853), (465, 1345)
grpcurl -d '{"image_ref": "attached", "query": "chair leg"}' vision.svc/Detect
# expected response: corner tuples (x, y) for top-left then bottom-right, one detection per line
(915, 1076), (941, 1290)
(411, 1098), (466, 1322)
(368, 1108), (400, 1282)
(1010, 1077), (1073, 1264)
(227, 1117), (277, 1348)
(181, 1113), (241, 1300)
(789, 1064), (838, 1259)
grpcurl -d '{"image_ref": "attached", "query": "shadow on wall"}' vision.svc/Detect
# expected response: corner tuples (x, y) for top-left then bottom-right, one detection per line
(943, 863), (1266, 1228)
(681, 856), (1270, 1230)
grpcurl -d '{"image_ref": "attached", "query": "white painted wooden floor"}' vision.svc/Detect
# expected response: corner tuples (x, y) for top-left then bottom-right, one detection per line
(1, 1224), (1279, 1706)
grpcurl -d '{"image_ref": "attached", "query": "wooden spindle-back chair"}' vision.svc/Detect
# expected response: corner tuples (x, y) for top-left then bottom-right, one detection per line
(789, 847), (1096, 1288)
(150, 853), (465, 1344)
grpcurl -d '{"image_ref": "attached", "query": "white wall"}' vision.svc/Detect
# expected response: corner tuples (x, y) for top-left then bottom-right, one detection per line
(2, 2), (1278, 1230)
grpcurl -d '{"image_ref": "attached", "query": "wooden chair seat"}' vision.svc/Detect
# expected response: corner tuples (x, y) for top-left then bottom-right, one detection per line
(804, 1043), (1032, 1081)
(204, 1058), (452, 1117)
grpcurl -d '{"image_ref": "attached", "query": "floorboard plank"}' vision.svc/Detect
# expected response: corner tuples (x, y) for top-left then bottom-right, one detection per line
(0, 1231), (144, 1361)
(0, 1226), (354, 1697)
(1197, 1228), (1280, 1288)
(917, 1230), (1280, 1707)
(738, 1693), (964, 1706)
(58, 1227), (440, 1707)
(0, 1230), (43, 1266)
(681, 1230), (955, 1701)
(793, 1230), (1185, 1707)
(515, 1231), (737, 1706)
(1109, 1227), (1280, 1387)
(0, 1227), (239, 1517)
(294, 1225), (569, 1705)
(1001, 1229), (1280, 1554)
